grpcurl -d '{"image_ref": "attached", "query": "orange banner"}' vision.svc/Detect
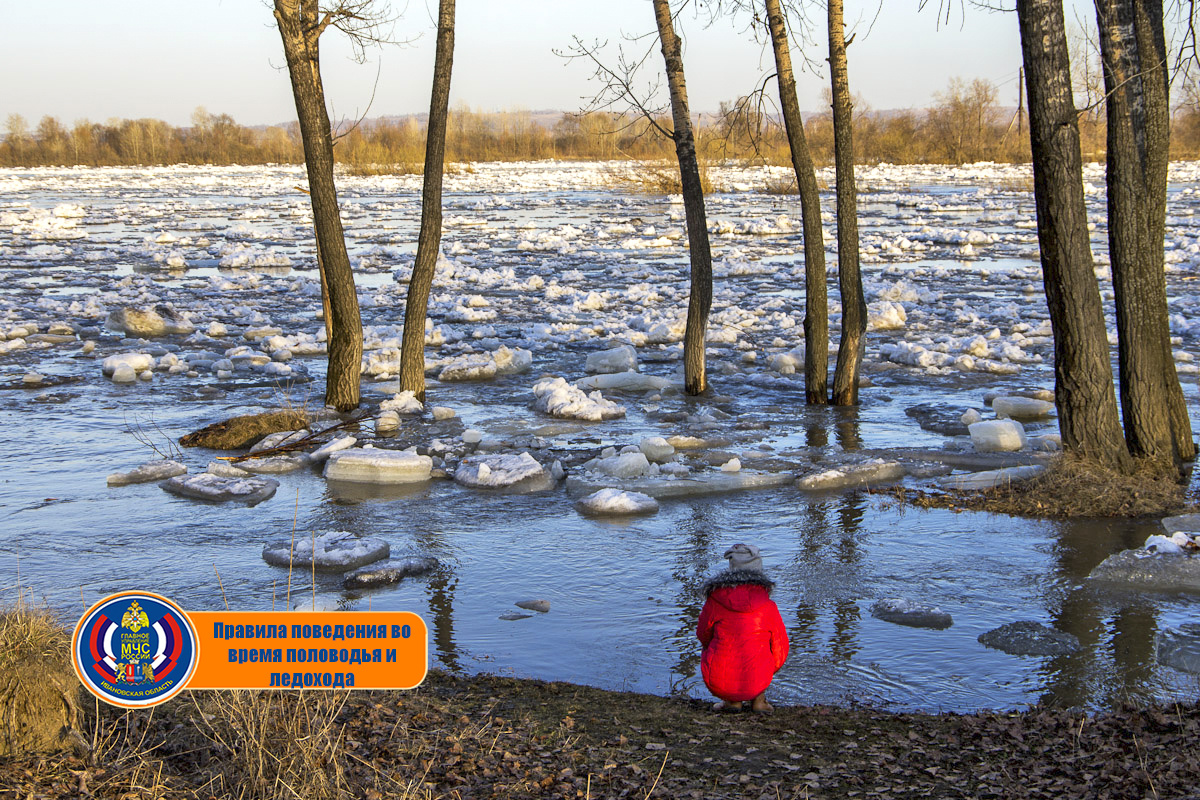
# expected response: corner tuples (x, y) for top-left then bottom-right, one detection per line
(187, 611), (426, 690)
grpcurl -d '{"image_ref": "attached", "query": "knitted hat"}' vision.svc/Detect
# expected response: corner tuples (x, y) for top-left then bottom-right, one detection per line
(724, 543), (763, 572)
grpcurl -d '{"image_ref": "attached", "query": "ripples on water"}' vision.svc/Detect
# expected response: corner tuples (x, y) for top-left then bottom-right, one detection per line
(1, 162), (1199, 712)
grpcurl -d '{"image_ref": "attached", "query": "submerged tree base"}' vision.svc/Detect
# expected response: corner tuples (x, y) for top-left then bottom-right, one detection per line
(879, 453), (1195, 519)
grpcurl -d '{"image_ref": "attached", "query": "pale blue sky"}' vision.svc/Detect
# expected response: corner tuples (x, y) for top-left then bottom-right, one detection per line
(1, 1), (1039, 128)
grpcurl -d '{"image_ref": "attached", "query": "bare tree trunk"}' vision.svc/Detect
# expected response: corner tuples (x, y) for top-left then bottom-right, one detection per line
(1094, 0), (1182, 466)
(1135, 1), (1195, 461)
(827, 0), (865, 406)
(653, 0), (713, 396)
(1016, 0), (1131, 469)
(273, 0), (363, 411)
(764, 0), (828, 404)
(400, 0), (455, 401)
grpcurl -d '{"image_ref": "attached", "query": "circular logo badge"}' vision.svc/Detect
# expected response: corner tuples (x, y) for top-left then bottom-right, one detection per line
(72, 592), (198, 708)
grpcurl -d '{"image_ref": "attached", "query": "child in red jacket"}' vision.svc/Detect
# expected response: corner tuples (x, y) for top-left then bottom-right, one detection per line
(697, 543), (789, 713)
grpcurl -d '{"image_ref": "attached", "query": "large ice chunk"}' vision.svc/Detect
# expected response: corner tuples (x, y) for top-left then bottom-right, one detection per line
(381, 391), (424, 415)
(978, 621), (1080, 656)
(107, 459), (188, 486)
(639, 437), (675, 463)
(106, 305), (194, 338)
(938, 464), (1046, 491)
(991, 396), (1055, 420)
(532, 377), (625, 421)
(589, 452), (652, 479)
(323, 448), (432, 484)
(102, 353), (154, 377)
(869, 598), (952, 630)
(575, 372), (671, 392)
(576, 488), (659, 516)
(162, 472), (278, 505)
(968, 419), (1027, 453)
(1158, 624), (1200, 674)
(343, 556), (439, 589)
(585, 345), (637, 374)
(262, 531), (389, 572)
(1089, 549), (1200, 593)
(797, 460), (906, 491)
(438, 346), (533, 381)
(454, 452), (553, 492)
(566, 470), (792, 499)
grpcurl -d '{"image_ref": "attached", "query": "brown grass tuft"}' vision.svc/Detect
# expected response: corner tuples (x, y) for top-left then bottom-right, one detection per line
(188, 690), (352, 799)
(0, 592), (83, 757)
(879, 454), (1192, 519)
(605, 159), (714, 195)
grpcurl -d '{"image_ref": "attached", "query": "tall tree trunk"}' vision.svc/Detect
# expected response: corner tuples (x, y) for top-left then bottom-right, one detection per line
(828, 0), (865, 406)
(1095, 0), (1180, 465)
(1016, 0), (1131, 469)
(1135, 1), (1194, 461)
(400, 0), (455, 401)
(273, 0), (362, 411)
(652, 0), (713, 396)
(764, 0), (828, 405)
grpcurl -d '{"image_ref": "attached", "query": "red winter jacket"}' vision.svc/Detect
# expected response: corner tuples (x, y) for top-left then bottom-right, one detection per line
(697, 570), (789, 703)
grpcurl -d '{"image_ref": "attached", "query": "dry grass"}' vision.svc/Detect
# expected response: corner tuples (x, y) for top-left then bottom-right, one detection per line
(605, 159), (714, 195)
(761, 174), (799, 195)
(187, 690), (352, 799)
(0, 591), (83, 758)
(879, 454), (1192, 519)
(343, 161), (424, 177)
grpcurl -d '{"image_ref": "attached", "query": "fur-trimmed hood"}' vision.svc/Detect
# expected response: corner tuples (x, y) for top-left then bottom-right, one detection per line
(701, 568), (775, 598)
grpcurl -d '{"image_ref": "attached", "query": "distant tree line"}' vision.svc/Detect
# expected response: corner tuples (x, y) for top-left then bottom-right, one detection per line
(5, 80), (1199, 170)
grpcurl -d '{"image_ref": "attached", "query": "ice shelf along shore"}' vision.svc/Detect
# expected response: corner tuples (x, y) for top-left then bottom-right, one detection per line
(3, 159), (1200, 714)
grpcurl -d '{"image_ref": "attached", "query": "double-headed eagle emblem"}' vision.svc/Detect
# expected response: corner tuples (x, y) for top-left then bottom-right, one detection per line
(121, 601), (150, 632)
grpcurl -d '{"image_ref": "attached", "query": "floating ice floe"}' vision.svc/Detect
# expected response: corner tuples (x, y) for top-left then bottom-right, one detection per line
(639, 437), (675, 463)
(106, 305), (194, 338)
(938, 464), (1046, 491)
(102, 353), (154, 378)
(531, 377), (625, 421)
(978, 621), (1081, 656)
(343, 556), (439, 589)
(1157, 624), (1200, 674)
(585, 345), (637, 374)
(206, 460), (251, 478)
(375, 410), (401, 432)
(797, 460), (906, 491)
(381, 391), (423, 415)
(566, 470), (792, 500)
(869, 599), (953, 630)
(323, 448), (432, 484)
(991, 396), (1055, 420)
(586, 451), (653, 479)
(575, 371), (671, 393)
(262, 531), (389, 572)
(1160, 513), (1200, 533)
(107, 459), (188, 487)
(904, 403), (974, 436)
(237, 454), (308, 474)
(308, 435), (356, 462)
(968, 419), (1027, 453)
(161, 472), (278, 505)
(516, 599), (551, 613)
(454, 452), (554, 492)
(1089, 548), (1200, 593)
(438, 346), (532, 381)
(866, 300), (907, 332)
(576, 488), (660, 516)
